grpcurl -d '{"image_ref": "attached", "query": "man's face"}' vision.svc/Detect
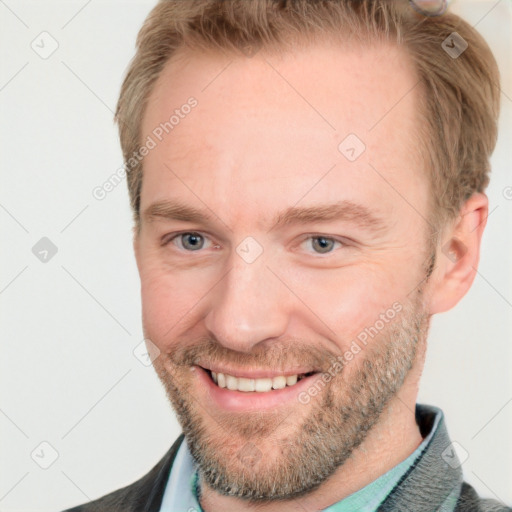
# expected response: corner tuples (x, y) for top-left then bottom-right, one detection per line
(136, 41), (434, 501)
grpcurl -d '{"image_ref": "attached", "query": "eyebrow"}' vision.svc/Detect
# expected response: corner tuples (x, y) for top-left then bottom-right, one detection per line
(142, 200), (386, 233)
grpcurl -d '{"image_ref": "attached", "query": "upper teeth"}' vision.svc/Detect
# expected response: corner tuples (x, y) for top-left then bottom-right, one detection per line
(212, 372), (300, 392)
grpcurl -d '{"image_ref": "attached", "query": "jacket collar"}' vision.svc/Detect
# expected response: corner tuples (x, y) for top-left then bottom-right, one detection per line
(378, 404), (463, 511)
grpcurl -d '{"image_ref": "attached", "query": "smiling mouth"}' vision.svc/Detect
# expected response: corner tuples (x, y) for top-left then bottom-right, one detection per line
(205, 369), (317, 393)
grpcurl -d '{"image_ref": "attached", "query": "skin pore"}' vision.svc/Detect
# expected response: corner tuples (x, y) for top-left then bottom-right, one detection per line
(134, 39), (488, 512)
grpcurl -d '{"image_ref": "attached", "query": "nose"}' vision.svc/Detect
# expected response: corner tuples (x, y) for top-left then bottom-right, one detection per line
(203, 251), (290, 353)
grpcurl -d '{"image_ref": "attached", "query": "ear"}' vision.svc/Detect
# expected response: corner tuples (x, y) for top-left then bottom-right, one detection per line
(428, 193), (488, 314)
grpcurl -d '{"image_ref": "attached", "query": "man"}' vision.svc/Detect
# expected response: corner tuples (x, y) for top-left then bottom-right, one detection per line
(63, 0), (510, 510)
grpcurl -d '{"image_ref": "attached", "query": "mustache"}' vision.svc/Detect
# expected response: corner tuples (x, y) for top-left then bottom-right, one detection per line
(166, 336), (344, 373)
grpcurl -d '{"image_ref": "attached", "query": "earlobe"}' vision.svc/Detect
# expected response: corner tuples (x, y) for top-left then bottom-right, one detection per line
(428, 193), (488, 315)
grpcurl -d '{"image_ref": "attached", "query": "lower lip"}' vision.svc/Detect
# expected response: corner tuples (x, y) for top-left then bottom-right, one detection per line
(194, 366), (321, 412)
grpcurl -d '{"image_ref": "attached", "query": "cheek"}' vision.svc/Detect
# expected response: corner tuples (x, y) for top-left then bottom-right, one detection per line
(139, 261), (210, 348)
(284, 262), (412, 346)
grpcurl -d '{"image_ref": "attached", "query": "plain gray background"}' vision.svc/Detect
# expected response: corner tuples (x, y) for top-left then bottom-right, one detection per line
(1, 1), (511, 511)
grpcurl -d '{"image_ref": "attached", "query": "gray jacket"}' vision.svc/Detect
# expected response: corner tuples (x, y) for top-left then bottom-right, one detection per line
(62, 404), (511, 511)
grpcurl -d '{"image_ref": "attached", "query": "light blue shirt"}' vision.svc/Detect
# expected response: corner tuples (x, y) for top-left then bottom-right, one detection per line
(159, 406), (444, 512)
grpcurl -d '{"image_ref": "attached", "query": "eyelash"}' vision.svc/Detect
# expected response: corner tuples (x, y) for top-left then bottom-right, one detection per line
(162, 231), (348, 254)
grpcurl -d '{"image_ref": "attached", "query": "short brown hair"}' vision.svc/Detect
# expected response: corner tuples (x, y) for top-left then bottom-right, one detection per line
(115, 0), (500, 234)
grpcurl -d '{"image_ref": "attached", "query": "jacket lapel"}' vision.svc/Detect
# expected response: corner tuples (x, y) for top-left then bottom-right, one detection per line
(142, 433), (186, 511)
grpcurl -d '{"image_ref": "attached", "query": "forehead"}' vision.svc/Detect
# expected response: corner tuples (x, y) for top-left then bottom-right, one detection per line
(139, 41), (427, 229)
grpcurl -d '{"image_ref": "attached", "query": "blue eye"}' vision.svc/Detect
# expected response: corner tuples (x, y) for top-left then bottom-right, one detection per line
(306, 236), (341, 254)
(165, 233), (343, 255)
(175, 232), (206, 251)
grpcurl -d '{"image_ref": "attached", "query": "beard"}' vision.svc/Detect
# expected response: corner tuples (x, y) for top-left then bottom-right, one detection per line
(150, 290), (429, 504)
